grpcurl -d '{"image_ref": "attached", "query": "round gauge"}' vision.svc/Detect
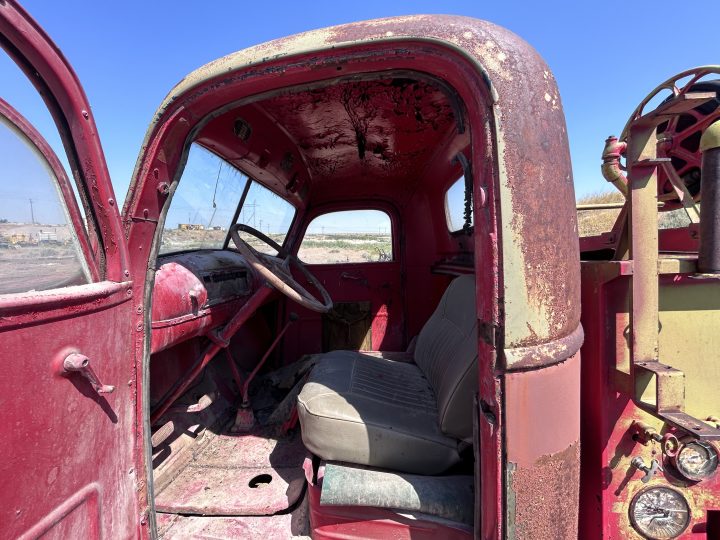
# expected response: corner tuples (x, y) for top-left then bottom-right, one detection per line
(674, 441), (719, 482)
(629, 486), (690, 539)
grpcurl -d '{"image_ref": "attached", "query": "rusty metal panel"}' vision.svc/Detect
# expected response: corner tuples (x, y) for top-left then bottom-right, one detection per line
(580, 264), (720, 538)
(120, 16), (585, 540)
(126, 16), (582, 373)
(504, 352), (581, 539)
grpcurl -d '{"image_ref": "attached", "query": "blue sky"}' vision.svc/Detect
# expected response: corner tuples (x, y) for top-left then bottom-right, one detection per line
(3, 1), (718, 212)
(0, 118), (68, 224)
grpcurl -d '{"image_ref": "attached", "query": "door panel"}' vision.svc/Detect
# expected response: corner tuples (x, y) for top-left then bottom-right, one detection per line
(0, 283), (136, 539)
(0, 2), (140, 538)
(282, 261), (404, 362)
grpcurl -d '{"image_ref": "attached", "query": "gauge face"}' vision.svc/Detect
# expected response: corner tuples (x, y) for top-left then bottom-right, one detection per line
(629, 487), (690, 539)
(675, 441), (719, 482)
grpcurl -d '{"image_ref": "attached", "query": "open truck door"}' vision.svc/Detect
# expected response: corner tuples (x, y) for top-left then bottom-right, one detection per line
(0, 2), (147, 538)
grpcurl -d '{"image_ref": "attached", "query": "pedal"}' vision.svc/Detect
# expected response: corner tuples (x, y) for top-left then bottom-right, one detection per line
(167, 392), (215, 415)
(230, 407), (255, 433)
(151, 420), (175, 448)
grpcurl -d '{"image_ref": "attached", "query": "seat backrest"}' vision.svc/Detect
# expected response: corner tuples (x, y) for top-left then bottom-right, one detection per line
(414, 274), (477, 441)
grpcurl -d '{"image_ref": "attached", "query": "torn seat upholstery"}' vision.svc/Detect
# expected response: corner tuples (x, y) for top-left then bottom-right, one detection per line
(297, 274), (478, 474)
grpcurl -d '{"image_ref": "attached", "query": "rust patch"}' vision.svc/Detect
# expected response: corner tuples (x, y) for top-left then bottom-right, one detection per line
(256, 77), (457, 185)
(504, 323), (584, 370)
(509, 441), (580, 540)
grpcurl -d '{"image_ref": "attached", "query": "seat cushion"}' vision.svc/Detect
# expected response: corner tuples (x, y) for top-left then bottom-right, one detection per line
(297, 350), (460, 474)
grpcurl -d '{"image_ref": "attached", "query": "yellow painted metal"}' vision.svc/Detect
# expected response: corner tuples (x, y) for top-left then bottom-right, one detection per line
(700, 119), (720, 153)
(659, 281), (720, 422)
(627, 123), (660, 366)
(635, 361), (685, 411)
(623, 91), (720, 437)
(657, 256), (697, 275)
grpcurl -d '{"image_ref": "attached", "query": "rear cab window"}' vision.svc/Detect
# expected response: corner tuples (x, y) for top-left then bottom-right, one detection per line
(298, 209), (393, 264)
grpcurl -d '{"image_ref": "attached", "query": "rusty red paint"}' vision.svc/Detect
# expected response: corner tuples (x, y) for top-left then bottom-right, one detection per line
(510, 442), (580, 540)
(579, 262), (720, 538)
(121, 19), (581, 539)
(1, 5), (588, 538)
(504, 353), (581, 539)
(504, 323), (584, 370)
(306, 464), (473, 539)
(0, 280), (133, 330)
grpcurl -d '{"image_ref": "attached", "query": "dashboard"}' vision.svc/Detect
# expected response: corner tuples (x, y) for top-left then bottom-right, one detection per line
(151, 250), (258, 353)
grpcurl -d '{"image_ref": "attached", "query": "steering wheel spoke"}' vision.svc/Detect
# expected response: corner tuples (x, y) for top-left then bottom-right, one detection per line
(229, 224), (333, 313)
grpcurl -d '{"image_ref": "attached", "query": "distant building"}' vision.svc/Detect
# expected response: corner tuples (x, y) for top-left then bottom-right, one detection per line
(211, 226), (224, 231)
(178, 224), (205, 231)
(37, 230), (58, 241)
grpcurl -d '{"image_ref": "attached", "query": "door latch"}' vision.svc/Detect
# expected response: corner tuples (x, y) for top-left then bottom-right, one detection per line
(63, 353), (115, 394)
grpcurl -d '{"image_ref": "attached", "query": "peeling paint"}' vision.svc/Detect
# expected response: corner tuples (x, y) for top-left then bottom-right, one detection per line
(509, 442), (580, 540)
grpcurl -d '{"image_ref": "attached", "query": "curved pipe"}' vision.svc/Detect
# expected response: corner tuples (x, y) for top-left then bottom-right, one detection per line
(601, 136), (629, 197)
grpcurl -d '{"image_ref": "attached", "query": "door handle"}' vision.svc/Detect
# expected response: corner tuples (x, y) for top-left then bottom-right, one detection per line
(340, 272), (368, 287)
(63, 353), (115, 394)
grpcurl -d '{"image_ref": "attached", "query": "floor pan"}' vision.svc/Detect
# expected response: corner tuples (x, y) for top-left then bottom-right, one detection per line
(156, 492), (310, 539)
(155, 426), (306, 516)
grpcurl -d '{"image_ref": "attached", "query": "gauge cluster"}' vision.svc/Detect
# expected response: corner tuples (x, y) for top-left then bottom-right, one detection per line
(627, 438), (720, 539)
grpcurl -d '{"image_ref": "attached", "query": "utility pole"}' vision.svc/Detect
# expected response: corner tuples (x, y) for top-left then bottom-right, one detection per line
(29, 198), (35, 224)
(243, 200), (258, 227)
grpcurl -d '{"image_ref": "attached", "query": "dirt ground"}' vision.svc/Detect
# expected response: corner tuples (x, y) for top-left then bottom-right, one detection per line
(0, 223), (86, 294)
(576, 191), (692, 237)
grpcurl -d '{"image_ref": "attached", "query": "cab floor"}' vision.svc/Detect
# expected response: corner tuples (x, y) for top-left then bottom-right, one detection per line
(154, 425), (306, 517)
(156, 492), (310, 539)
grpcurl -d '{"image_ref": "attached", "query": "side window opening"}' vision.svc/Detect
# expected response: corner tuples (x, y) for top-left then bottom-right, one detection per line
(1, 44), (95, 295)
(298, 209), (393, 264)
(445, 174), (474, 233)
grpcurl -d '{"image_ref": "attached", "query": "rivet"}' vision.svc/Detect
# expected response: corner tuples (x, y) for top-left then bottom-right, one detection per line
(81, 110), (89, 119)
(108, 198), (115, 206)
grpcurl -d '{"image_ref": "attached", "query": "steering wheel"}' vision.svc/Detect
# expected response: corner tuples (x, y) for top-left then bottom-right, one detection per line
(229, 224), (333, 313)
